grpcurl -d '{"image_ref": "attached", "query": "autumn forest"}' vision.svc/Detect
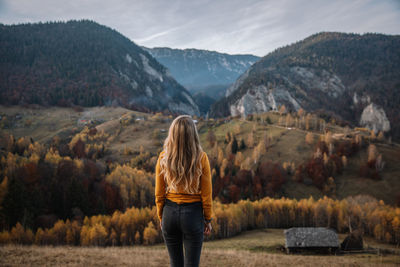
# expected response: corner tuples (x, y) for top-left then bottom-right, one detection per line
(0, 106), (399, 247)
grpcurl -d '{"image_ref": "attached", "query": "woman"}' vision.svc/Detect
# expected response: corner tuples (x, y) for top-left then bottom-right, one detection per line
(155, 115), (213, 267)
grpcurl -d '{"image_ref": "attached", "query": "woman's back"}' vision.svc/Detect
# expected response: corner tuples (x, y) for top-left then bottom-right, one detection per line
(155, 150), (212, 223)
(155, 115), (212, 267)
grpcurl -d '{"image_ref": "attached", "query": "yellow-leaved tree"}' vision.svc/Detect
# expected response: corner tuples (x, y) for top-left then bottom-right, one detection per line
(143, 221), (158, 245)
(106, 165), (154, 209)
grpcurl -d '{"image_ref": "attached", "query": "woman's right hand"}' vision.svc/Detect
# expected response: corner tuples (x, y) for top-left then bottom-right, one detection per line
(204, 222), (212, 236)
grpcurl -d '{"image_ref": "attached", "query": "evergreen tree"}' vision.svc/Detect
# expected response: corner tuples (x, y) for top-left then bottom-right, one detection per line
(231, 137), (238, 154)
(2, 178), (27, 228)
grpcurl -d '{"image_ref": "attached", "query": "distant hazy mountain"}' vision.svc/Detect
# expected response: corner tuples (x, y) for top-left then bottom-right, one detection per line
(143, 47), (259, 115)
(0, 20), (199, 115)
(210, 32), (400, 139)
(143, 47), (259, 92)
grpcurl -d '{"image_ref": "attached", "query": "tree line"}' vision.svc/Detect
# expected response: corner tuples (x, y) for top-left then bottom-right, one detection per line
(0, 194), (399, 246)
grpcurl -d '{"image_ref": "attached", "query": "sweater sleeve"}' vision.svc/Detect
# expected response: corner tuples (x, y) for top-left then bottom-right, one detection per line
(200, 152), (213, 221)
(155, 152), (166, 221)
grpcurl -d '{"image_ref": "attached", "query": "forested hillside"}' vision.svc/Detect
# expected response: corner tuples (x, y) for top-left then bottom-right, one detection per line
(0, 106), (399, 247)
(210, 32), (400, 140)
(0, 20), (199, 115)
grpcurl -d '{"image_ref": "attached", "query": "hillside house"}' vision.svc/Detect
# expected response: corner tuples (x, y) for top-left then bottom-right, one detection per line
(284, 227), (339, 254)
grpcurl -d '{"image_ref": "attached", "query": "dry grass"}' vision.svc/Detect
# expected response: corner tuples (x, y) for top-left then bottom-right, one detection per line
(334, 143), (400, 205)
(111, 119), (169, 154)
(1, 244), (399, 267)
(0, 105), (137, 144)
(1, 229), (399, 266)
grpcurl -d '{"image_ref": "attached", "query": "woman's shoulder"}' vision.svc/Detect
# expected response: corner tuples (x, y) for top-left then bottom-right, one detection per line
(158, 150), (166, 161)
(201, 151), (209, 161)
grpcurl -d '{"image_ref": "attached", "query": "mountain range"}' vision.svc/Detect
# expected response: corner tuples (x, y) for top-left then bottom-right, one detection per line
(210, 32), (400, 140)
(1, 21), (399, 140)
(143, 47), (259, 96)
(0, 20), (199, 115)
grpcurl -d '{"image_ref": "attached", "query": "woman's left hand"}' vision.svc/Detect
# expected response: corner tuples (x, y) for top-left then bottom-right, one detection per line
(204, 222), (212, 236)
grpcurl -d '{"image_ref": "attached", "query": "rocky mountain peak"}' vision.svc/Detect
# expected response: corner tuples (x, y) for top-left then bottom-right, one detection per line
(210, 32), (400, 139)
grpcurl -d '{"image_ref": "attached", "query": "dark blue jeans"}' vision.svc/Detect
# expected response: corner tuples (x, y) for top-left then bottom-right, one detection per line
(162, 199), (204, 267)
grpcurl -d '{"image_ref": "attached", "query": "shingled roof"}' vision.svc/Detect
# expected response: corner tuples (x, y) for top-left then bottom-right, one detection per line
(284, 227), (339, 248)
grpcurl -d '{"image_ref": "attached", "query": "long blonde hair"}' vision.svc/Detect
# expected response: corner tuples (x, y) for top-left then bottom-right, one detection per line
(160, 115), (203, 194)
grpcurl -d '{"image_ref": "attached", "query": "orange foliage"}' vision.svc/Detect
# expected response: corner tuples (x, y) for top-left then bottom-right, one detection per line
(0, 195), (399, 246)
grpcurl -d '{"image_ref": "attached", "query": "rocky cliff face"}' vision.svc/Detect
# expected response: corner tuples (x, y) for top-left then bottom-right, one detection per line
(228, 66), (345, 117)
(229, 85), (301, 117)
(359, 103), (390, 133)
(0, 20), (199, 115)
(211, 32), (400, 139)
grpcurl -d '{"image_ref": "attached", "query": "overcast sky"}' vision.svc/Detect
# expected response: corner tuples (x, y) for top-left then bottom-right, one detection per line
(1, 0), (399, 56)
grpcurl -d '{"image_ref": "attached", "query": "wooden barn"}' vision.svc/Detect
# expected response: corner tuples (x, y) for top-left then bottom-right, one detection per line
(284, 227), (339, 254)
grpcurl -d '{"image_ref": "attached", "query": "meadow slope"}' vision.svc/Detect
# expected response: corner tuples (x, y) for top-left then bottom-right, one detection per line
(1, 229), (399, 266)
(1, 105), (399, 206)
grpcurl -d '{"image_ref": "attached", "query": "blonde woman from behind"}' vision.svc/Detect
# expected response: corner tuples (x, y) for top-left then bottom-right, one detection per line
(155, 115), (213, 267)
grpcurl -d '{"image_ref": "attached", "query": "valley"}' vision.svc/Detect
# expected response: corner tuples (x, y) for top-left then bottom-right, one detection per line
(0, 19), (399, 267)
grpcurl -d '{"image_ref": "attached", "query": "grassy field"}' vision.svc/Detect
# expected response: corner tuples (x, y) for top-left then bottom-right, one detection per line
(0, 106), (135, 144)
(1, 229), (399, 266)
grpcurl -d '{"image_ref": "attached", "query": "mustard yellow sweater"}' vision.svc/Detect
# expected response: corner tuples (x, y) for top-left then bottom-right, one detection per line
(155, 151), (213, 221)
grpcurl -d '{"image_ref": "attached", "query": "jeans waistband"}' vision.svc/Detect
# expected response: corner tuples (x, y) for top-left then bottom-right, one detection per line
(165, 198), (202, 207)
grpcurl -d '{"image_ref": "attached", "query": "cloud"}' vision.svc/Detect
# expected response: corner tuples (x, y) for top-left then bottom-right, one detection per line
(0, 0), (399, 56)
(135, 26), (185, 43)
